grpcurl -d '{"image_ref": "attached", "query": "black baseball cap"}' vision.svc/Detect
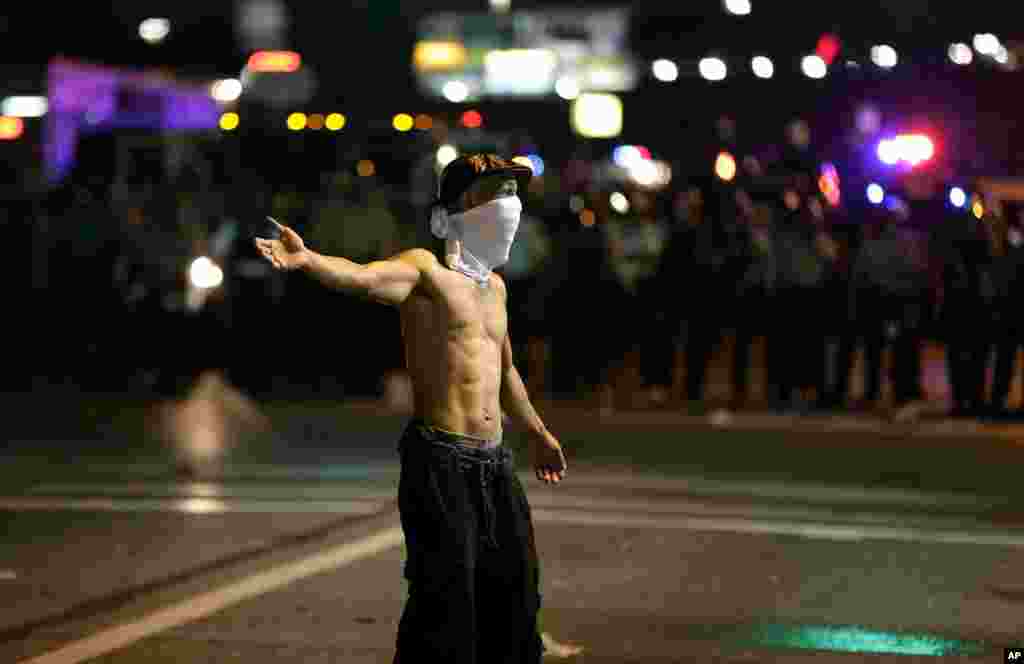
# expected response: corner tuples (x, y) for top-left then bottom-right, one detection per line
(436, 153), (532, 211)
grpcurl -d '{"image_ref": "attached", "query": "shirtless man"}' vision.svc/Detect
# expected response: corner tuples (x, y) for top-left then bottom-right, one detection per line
(254, 154), (568, 662)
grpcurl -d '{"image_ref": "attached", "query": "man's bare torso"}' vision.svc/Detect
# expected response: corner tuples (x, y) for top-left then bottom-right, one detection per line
(399, 267), (507, 441)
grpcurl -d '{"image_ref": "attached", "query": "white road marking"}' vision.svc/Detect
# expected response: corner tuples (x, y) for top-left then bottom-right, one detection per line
(532, 508), (1024, 548)
(16, 526), (404, 664)
(0, 497), (387, 515)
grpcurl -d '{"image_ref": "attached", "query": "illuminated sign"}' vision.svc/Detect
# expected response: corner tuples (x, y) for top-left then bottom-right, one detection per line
(247, 50), (302, 73)
(414, 9), (636, 99)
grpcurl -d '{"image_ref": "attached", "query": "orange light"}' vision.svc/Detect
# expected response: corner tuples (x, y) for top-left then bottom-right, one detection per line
(714, 151), (737, 181)
(356, 159), (376, 177)
(579, 209), (596, 227)
(307, 113), (324, 130)
(460, 110), (483, 129)
(247, 50), (302, 73)
(0, 116), (24, 140)
(414, 113), (433, 130)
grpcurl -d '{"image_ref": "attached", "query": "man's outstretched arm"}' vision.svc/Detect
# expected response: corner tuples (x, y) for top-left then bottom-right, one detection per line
(254, 217), (435, 306)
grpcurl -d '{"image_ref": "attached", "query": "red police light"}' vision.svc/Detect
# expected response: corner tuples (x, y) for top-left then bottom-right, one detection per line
(0, 116), (24, 140)
(460, 109), (483, 129)
(247, 50), (302, 73)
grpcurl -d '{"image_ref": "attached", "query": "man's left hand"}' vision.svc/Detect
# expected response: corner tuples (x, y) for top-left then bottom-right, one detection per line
(530, 430), (567, 485)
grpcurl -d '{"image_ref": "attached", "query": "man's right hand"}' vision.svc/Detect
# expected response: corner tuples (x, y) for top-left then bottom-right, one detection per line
(254, 217), (311, 271)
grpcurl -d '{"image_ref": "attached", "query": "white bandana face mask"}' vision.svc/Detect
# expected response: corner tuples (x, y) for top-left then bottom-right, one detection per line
(430, 196), (522, 286)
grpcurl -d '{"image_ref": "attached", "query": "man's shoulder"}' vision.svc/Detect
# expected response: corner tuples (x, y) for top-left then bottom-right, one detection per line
(395, 247), (440, 269)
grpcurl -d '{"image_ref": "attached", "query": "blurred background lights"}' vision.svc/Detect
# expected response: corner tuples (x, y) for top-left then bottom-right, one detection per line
(356, 159), (376, 177)
(570, 93), (623, 138)
(1, 96), (47, 117)
(949, 186), (967, 208)
(0, 116), (25, 140)
(613, 144), (645, 169)
(306, 113), (323, 130)
(855, 105), (882, 134)
(723, 0), (752, 16)
(189, 257), (223, 290)
(973, 33), (1000, 56)
(460, 109), (483, 128)
(802, 55), (827, 79)
(569, 195), (585, 214)
(699, 57), (727, 81)
(139, 18), (170, 44)
(579, 209), (596, 227)
(973, 199), (985, 218)
(489, 0), (511, 13)
(609, 191), (630, 214)
(714, 151), (737, 181)
(436, 144), (458, 167)
(816, 33), (841, 65)
(414, 113), (433, 130)
(871, 45), (898, 68)
(520, 154), (545, 176)
(652, 59), (679, 82)
(867, 183), (885, 204)
(948, 42), (973, 65)
(210, 79), (243, 103)
(751, 56), (774, 78)
(441, 80), (469, 102)
(218, 112), (239, 131)
(286, 112), (306, 130)
(393, 113), (414, 131)
(325, 113), (345, 130)
(247, 50), (301, 73)
(554, 76), (581, 100)
(413, 41), (468, 71)
(877, 134), (934, 166)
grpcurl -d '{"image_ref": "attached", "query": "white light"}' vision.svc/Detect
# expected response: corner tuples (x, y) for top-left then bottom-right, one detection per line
(871, 44), (898, 68)
(436, 144), (458, 168)
(612, 145), (644, 169)
(995, 44), (1010, 64)
(651, 58), (679, 82)
(867, 183), (885, 205)
(877, 139), (899, 165)
(629, 159), (661, 187)
(489, 0), (511, 13)
(570, 93), (623, 138)
(189, 256), (224, 289)
(1, 96), (47, 117)
(442, 80), (469, 103)
(209, 79), (243, 103)
(139, 18), (171, 44)
(949, 187), (967, 208)
(801, 55), (827, 79)
(973, 33), (1000, 56)
(750, 56), (774, 79)
(723, 0), (752, 15)
(555, 76), (580, 100)
(699, 57), (727, 82)
(484, 49), (557, 95)
(948, 42), (973, 65)
(609, 192), (630, 214)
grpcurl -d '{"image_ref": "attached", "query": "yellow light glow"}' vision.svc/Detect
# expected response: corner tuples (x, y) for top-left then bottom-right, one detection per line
(307, 113), (324, 130)
(325, 113), (346, 130)
(287, 112), (307, 130)
(570, 93), (623, 139)
(580, 209), (596, 227)
(356, 159), (376, 177)
(0, 115), (25, 140)
(972, 201), (984, 218)
(413, 41), (468, 72)
(393, 113), (414, 132)
(715, 151), (737, 181)
(218, 112), (239, 131)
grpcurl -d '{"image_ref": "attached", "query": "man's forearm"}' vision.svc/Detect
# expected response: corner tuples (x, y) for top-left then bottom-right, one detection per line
(501, 367), (548, 437)
(301, 251), (368, 296)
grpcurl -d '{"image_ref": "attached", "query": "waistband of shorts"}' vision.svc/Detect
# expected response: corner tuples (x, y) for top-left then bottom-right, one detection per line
(403, 419), (507, 459)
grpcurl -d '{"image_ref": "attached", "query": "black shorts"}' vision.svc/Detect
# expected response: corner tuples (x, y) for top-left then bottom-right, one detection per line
(393, 420), (544, 664)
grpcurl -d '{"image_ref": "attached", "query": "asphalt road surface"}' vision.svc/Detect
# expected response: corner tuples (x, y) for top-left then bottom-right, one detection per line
(2, 405), (1024, 663)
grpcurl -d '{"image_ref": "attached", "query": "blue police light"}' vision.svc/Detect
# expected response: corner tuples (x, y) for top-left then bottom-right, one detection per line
(949, 186), (967, 208)
(867, 183), (885, 204)
(526, 154), (545, 176)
